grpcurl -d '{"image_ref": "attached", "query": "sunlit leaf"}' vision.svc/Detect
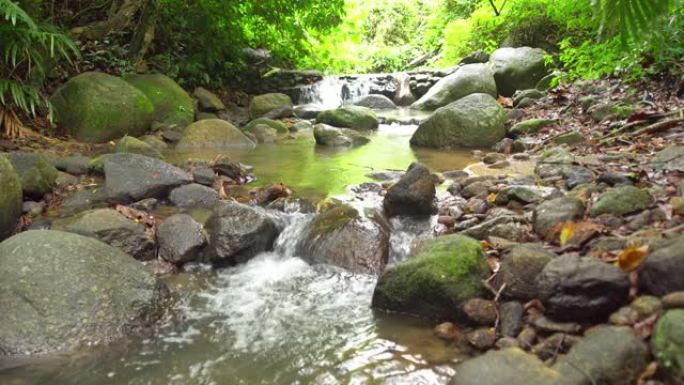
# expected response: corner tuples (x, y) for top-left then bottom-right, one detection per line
(616, 244), (649, 272)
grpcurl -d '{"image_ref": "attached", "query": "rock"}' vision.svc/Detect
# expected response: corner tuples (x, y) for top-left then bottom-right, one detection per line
(483, 152), (507, 164)
(554, 326), (649, 385)
(161, 128), (183, 142)
(640, 237), (684, 296)
(434, 322), (460, 340)
(192, 167), (215, 186)
(265, 197), (316, 214)
(411, 93), (506, 148)
(460, 49), (489, 64)
(249, 93), (293, 119)
(496, 243), (555, 300)
(313, 123), (370, 147)
(561, 166), (594, 189)
(157, 214), (206, 264)
(513, 89), (545, 107)
(464, 198), (488, 214)
(124, 73), (194, 127)
(0, 156), (22, 240)
(651, 309), (684, 384)
(467, 328), (497, 350)
(251, 124), (278, 143)
(176, 119), (256, 151)
(353, 94), (396, 109)
(509, 118), (557, 136)
(533, 316), (581, 334)
(663, 292), (684, 309)
(383, 162), (435, 217)
(553, 131), (586, 145)
(651, 145), (684, 172)
(211, 156), (252, 179)
(242, 117), (288, 134)
(517, 326), (537, 349)
(533, 197), (585, 238)
(449, 348), (560, 385)
(296, 204), (389, 275)
(537, 255), (630, 321)
(459, 215), (522, 240)
(316, 105), (379, 130)
(58, 186), (109, 215)
(50, 72), (154, 143)
(496, 185), (559, 204)
(294, 104), (324, 119)
(196, 111), (218, 121)
(22, 201), (45, 217)
(372, 234), (487, 320)
(489, 47), (549, 97)
(463, 298), (498, 325)
(129, 198), (158, 211)
(168, 183), (219, 208)
(193, 87), (225, 112)
(103, 153), (193, 203)
(536, 72), (560, 90)
(590, 186), (652, 217)
(461, 180), (494, 199)
(55, 155), (91, 175)
(291, 120), (313, 132)
(671, 196), (684, 216)
(61, 208), (155, 260)
(114, 135), (163, 159)
(411, 63), (497, 110)
(205, 201), (279, 266)
(588, 103), (633, 122)
(139, 135), (168, 150)
(6, 152), (58, 198)
(0, 230), (168, 354)
(499, 301), (524, 337)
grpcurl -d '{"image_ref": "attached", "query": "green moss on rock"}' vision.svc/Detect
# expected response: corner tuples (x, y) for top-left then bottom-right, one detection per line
(124, 73), (194, 128)
(590, 185), (652, 217)
(7, 152), (58, 198)
(114, 135), (163, 159)
(372, 234), (487, 320)
(316, 105), (379, 130)
(249, 93), (293, 119)
(243, 117), (288, 133)
(176, 119), (256, 151)
(50, 72), (155, 143)
(0, 156), (22, 240)
(652, 309), (684, 384)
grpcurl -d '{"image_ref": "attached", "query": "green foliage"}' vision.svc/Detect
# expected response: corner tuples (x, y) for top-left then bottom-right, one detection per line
(594, 0), (676, 41)
(0, 0), (78, 120)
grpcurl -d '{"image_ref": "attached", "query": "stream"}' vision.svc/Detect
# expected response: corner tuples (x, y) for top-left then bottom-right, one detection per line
(2, 74), (491, 385)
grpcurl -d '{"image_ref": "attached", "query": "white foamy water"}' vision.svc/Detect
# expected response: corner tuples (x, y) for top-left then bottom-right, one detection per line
(298, 76), (374, 108)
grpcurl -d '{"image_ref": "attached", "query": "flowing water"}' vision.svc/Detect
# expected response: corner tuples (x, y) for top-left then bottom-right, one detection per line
(0, 76), (506, 385)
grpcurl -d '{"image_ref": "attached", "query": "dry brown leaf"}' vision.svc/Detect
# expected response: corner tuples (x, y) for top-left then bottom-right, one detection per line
(487, 192), (498, 203)
(616, 244), (650, 272)
(497, 95), (513, 108)
(548, 221), (603, 250)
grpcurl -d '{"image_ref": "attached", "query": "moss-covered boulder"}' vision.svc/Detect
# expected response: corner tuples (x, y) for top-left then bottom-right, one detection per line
(243, 117), (288, 133)
(652, 309), (684, 384)
(6, 152), (58, 198)
(410, 93), (506, 148)
(411, 63), (497, 110)
(0, 230), (169, 355)
(249, 93), (293, 119)
(371, 234), (488, 320)
(590, 186), (652, 217)
(316, 105), (379, 130)
(50, 72), (155, 143)
(0, 156), (22, 241)
(124, 73), (194, 128)
(313, 123), (370, 147)
(176, 119), (256, 151)
(489, 47), (549, 97)
(114, 135), (164, 159)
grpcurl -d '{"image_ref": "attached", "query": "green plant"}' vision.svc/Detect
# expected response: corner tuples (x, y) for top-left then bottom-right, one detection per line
(0, 0), (78, 137)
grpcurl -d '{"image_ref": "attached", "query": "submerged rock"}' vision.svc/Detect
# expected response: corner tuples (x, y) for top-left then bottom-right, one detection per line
(313, 123), (370, 147)
(316, 105), (379, 130)
(205, 201), (279, 266)
(176, 119), (256, 151)
(249, 93), (293, 119)
(411, 63), (497, 110)
(410, 93), (506, 148)
(0, 156), (22, 241)
(50, 72), (155, 143)
(372, 234), (487, 320)
(383, 162), (436, 217)
(0, 230), (168, 355)
(296, 204), (389, 275)
(489, 47), (548, 97)
(124, 73), (194, 127)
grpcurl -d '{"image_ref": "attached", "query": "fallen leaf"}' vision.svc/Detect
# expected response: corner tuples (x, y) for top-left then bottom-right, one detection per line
(497, 95), (513, 108)
(548, 221), (603, 250)
(487, 192), (498, 203)
(559, 222), (575, 246)
(616, 244), (650, 272)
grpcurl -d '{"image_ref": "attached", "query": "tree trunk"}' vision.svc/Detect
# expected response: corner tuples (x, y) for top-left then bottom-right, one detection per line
(70, 0), (145, 41)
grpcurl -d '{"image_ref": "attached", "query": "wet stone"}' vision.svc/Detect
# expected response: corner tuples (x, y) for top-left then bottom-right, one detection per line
(663, 291), (684, 309)
(532, 315), (581, 334)
(463, 298), (498, 326)
(467, 328), (497, 350)
(433, 322), (460, 341)
(499, 301), (524, 338)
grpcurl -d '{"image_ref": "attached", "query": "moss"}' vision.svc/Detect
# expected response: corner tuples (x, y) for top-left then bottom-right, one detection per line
(590, 186), (652, 217)
(509, 118), (557, 136)
(0, 156), (22, 240)
(652, 309), (684, 383)
(316, 106), (379, 130)
(372, 234), (487, 320)
(124, 73), (194, 128)
(114, 135), (163, 159)
(249, 93), (293, 119)
(176, 119), (256, 151)
(243, 117), (288, 133)
(309, 204), (359, 237)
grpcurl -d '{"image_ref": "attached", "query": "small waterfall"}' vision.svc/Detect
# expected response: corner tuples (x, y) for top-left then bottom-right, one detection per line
(297, 76), (373, 108)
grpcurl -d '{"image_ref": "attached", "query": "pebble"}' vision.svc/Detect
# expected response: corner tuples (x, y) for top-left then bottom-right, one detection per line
(463, 298), (498, 326)
(531, 333), (578, 361)
(609, 306), (640, 326)
(495, 337), (520, 349)
(662, 291), (684, 309)
(483, 152), (507, 164)
(466, 328), (497, 350)
(489, 160), (511, 169)
(499, 301), (524, 338)
(517, 326), (537, 349)
(532, 315), (582, 334)
(464, 198), (488, 215)
(437, 216), (456, 227)
(433, 322), (460, 340)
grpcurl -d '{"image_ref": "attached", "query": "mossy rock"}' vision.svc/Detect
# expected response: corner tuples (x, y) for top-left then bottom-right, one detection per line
(50, 72), (155, 143)
(590, 185), (652, 217)
(652, 309), (684, 384)
(7, 152), (58, 198)
(313, 123), (370, 147)
(243, 117), (288, 134)
(316, 106), (379, 130)
(0, 156), (22, 241)
(371, 234), (488, 320)
(249, 93), (293, 119)
(176, 119), (256, 151)
(509, 118), (557, 136)
(123, 73), (194, 128)
(114, 135), (164, 159)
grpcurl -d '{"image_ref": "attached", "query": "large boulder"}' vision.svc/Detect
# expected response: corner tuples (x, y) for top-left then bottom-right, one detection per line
(316, 105), (379, 130)
(124, 73), (194, 127)
(411, 63), (497, 110)
(103, 153), (193, 203)
(651, 309), (684, 384)
(372, 234), (488, 320)
(640, 237), (684, 296)
(296, 203), (389, 275)
(353, 94), (397, 109)
(0, 230), (168, 355)
(489, 47), (548, 97)
(0, 156), (22, 240)
(50, 72), (155, 143)
(410, 93), (506, 148)
(60, 208), (155, 260)
(313, 123), (370, 147)
(176, 119), (256, 151)
(6, 152), (58, 198)
(205, 201), (279, 266)
(249, 93), (293, 119)
(537, 255), (630, 321)
(383, 162), (435, 217)
(450, 348), (560, 385)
